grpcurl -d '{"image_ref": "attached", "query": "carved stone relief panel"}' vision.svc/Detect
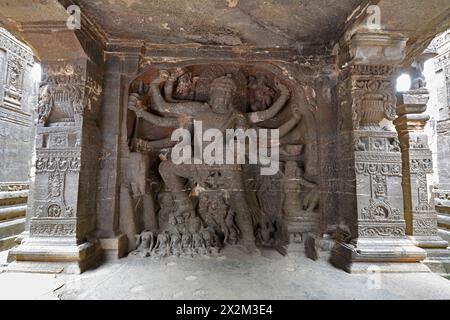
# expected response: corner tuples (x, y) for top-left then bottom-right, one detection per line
(123, 63), (320, 256)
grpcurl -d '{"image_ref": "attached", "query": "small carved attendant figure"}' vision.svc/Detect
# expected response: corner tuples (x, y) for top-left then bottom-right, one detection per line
(224, 209), (240, 245)
(170, 232), (182, 257)
(153, 231), (171, 257)
(181, 232), (193, 256)
(157, 192), (176, 231)
(134, 231), (155, 257)
(193, 232), (206, 254)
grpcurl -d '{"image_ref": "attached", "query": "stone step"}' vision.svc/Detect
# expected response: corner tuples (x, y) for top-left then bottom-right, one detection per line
(438, 214), (450, 229)
(438, 229), (450, 244)
(0, 190), (28, 200)
(423, 259), (450, 276)
(0, 190), (28, 207)
(0, 204), (27, 221)
(0, 217), (25, 241)
(0, 235), (18, 252)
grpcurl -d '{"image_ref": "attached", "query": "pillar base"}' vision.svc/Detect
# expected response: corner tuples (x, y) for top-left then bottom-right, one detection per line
(7, 238), (102, 274)
(98, 234), (128, 260)
(330, 237), (429, 273)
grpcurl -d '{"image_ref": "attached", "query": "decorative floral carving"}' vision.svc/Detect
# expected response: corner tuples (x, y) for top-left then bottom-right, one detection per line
(358, 225), (405, 237)
(35, 156), (81, 173)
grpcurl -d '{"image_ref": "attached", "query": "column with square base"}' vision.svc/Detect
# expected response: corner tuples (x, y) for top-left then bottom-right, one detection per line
(8, 59), (103, 274)
(330, 32), (427, 273)
(395, 89), (450, 275)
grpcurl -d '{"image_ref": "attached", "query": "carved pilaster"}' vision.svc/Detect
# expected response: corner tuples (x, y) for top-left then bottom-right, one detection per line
(8, 59), (104, 273)
(395, 89), (450, 274)
(331, 32), (427, 273)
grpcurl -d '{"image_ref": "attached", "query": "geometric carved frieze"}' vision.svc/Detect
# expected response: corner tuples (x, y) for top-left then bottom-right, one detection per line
(29, 218), (76, 237)
(355, 152), (402, 163)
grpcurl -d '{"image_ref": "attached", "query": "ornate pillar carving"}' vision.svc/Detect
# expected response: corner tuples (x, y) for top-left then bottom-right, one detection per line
(395, 88), (450, 274)
(8, 59), (103, 273)
(331, 32), (427, 273)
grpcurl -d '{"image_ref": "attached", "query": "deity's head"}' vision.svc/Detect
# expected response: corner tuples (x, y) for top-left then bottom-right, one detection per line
(208, 75), (237, 114)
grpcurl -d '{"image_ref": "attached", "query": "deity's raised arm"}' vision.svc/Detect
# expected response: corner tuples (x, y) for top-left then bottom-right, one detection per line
(247, 81), (290, 124)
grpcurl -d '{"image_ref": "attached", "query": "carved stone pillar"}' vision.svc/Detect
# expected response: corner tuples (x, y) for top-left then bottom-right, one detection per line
(331, 32), (427, 273)
(395, 89), (450, 274)
(8, 59), (103, 273)
(95, 54), (128, 259)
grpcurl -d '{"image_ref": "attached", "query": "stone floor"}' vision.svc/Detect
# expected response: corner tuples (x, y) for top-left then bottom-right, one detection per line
(0, 246), (450, 300)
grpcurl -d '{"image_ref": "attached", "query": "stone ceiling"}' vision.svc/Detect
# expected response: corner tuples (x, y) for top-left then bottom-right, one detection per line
(0, 0), (449, 62)
(75, 0), (367, 47)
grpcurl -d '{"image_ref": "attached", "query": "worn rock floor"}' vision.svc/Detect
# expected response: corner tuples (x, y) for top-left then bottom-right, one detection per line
(0, 247), (450, 300)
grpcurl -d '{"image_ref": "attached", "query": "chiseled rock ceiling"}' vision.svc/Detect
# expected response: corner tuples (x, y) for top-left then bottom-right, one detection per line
(75, 0), (367, 47)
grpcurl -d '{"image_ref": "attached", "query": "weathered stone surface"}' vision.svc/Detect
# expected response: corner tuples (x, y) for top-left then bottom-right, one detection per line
(395, 88), (450, 275)
(0, 1), (449, 275)
(0, 27), (36, 252)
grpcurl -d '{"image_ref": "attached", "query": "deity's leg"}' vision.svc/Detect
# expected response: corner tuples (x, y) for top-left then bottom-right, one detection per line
(228, 170), (257, 252)
(158, 160), (196, 214)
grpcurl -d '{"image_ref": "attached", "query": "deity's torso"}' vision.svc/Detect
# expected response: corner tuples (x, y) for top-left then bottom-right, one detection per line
(192, 103), (247, 133)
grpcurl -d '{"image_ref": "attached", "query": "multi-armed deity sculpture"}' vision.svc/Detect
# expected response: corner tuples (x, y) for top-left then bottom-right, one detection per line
(125, 65), (319, 258)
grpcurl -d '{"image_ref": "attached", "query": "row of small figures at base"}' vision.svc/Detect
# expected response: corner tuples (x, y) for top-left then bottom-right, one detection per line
(132, 229), (222, 258)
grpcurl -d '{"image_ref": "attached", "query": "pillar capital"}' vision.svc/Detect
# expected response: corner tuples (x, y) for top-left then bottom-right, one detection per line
(339, 31), (408, 69)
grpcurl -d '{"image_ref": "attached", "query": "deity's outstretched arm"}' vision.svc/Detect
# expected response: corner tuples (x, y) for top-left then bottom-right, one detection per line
(133, 137), (178, 152)
(247, 81), (290, 124)
(278, 117), (299, 138)
(128, 93), (179, 128)
(150, 75), (206, 116)
(163, 77), (180, 103)
(262, 114), (301, 148)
